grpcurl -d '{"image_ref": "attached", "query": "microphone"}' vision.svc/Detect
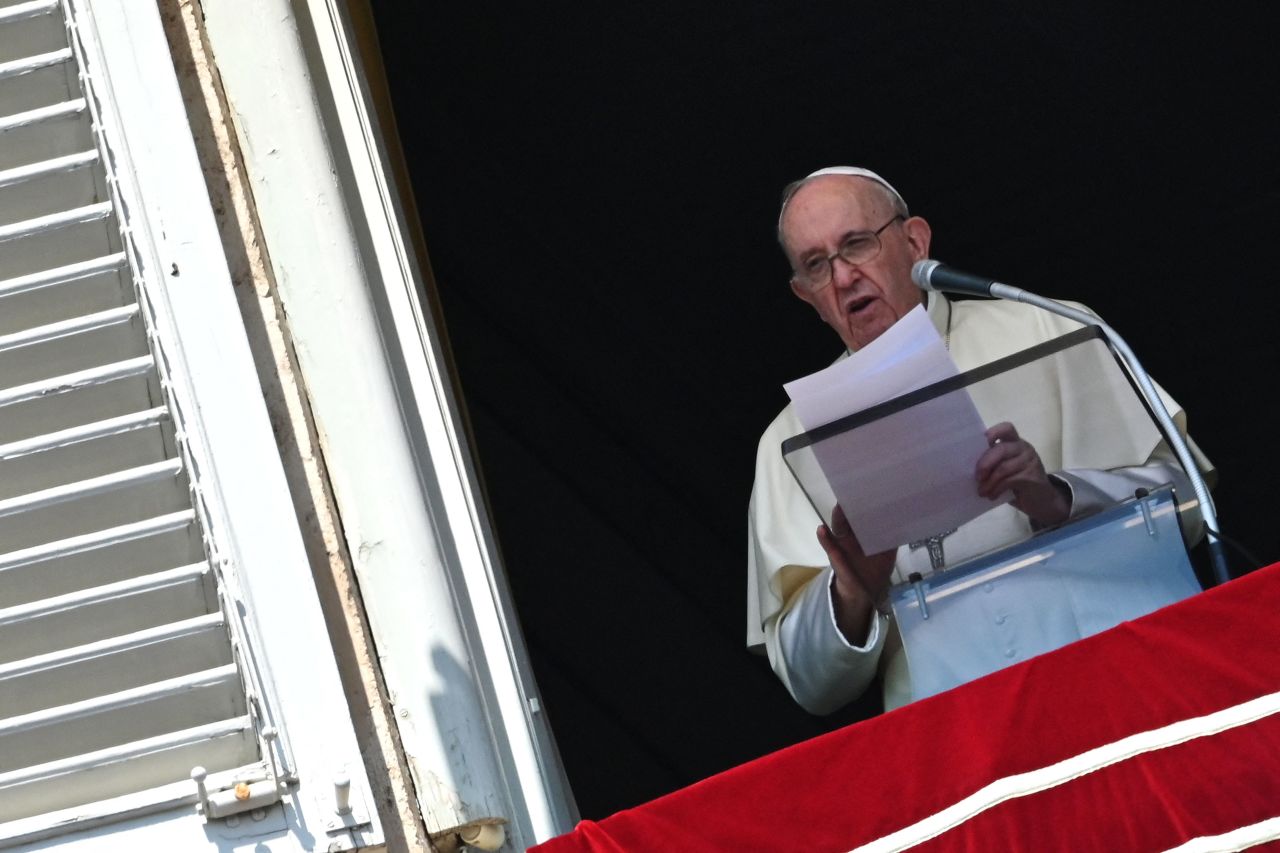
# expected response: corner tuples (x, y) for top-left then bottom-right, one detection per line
(910, 257), (1230, 586)
(911, 259), (1000, 297)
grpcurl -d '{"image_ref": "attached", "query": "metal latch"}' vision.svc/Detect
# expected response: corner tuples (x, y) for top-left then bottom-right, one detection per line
(191, 727), (287, 820)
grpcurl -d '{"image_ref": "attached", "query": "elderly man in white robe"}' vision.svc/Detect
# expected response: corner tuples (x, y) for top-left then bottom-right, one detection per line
(747, 167), (1210, 714)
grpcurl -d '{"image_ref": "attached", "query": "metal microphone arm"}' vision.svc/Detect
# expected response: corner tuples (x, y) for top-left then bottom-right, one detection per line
(983, 279), (1229, 585)
(913, 258), (1228, 583)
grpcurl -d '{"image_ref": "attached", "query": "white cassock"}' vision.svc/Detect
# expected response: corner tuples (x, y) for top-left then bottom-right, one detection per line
(746, 292), (1215, 714)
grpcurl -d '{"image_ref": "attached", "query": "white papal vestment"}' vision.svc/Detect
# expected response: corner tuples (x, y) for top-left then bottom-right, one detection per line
(747, 293), (1213, 713)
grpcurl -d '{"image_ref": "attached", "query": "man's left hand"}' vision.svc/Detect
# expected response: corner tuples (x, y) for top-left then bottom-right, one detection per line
(975, 422), (1071, 526)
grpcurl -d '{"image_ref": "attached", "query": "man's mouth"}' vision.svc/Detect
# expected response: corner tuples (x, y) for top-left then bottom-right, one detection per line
(847, 295), (877, 315)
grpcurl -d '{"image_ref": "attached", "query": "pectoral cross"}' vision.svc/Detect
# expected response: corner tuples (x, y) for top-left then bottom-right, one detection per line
(909, 527), (957, 571)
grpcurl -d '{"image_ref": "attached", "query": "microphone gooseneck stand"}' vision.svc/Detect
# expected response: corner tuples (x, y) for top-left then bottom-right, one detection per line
(912, 259), (1230, 586)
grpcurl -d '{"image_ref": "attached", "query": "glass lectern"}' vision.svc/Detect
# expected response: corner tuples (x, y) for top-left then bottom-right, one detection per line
(782, 327), (1202, 701)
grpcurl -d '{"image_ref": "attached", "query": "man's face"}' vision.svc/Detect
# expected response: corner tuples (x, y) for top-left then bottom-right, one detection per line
(780, 176), (931, 351)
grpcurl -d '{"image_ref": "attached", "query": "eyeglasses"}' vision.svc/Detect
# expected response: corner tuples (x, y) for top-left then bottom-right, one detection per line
(791, 214), (905, 292)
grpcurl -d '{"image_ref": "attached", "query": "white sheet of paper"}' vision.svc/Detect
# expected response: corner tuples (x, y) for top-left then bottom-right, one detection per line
(784, 305), (1009, 555)
(785, 305), (954, 429)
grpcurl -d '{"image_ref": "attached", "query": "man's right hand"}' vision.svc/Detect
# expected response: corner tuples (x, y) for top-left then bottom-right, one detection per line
(815, 505), (897, 645)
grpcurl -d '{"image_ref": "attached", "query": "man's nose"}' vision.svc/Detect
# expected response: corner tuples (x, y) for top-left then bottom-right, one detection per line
(829, 254), (863, 288)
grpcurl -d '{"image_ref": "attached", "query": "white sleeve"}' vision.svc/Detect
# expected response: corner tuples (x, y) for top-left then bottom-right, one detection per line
(764, 567), (888, 715)
(1055, 444), (1205, 542)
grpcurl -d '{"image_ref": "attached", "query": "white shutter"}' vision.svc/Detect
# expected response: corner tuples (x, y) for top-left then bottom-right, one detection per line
(0, 0), (263, 829)
(0, 1), (370, 846)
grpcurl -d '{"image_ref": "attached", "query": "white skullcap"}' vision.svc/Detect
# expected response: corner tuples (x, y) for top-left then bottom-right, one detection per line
(778, 166), (909, 232)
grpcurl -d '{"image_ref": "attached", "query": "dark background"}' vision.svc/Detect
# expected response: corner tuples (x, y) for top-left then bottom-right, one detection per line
(367, 1), (1280, 820)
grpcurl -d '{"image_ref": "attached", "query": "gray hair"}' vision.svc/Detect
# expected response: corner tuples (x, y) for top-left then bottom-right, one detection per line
(776, 166), (910, 252)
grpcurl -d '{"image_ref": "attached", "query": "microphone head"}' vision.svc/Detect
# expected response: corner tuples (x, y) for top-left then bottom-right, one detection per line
(911, 259), (941, 291)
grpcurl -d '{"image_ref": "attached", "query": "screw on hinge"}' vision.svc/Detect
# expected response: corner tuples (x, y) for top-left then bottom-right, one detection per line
(334, 772), (352, 816)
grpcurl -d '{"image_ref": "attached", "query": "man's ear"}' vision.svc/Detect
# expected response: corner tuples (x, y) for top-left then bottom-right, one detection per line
(902, 215), (933, 262)
(790, 278), (818, 310)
